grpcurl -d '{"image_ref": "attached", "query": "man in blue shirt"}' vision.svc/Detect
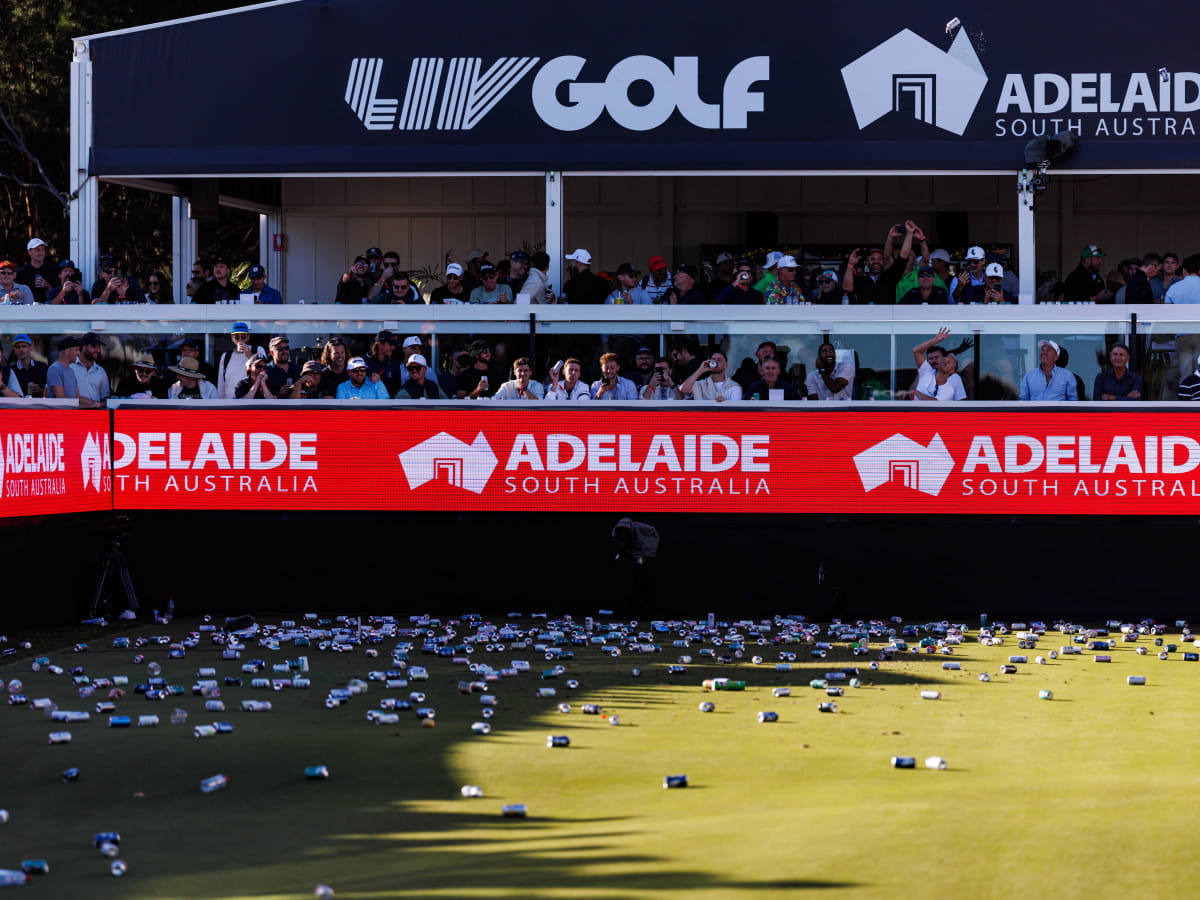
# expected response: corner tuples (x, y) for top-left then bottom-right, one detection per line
(247, 265), (284, 304)
(1019, 340), (1078, 401)
(591, 352), (638, 400)
(336, 357), (390, 400)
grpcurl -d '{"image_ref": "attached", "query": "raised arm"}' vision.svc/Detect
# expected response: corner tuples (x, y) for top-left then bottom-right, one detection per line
(842, 249), (860, 294)
(913, 327), (952, 368)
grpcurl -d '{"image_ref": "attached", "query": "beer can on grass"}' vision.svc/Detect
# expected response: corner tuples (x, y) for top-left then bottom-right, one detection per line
(818, 701), (837, 713)
(698, 701), (715, 712)
(501, 804), (527, 818)
(137, 715), (158, 727)
(305, 765), (329, 780)
(772, 688), (791, 698)
(108, 716), (131, 728)
(891, 756), (916, 769)
(757, 711), (778, 723)
(48, 731), (71, 745)
(546, 735), (570, 748)
(663, 774), (688, 789)
(1127, 676), (1146, 685)
(61, 767), (80, 782)
(920, 690), (941, 700)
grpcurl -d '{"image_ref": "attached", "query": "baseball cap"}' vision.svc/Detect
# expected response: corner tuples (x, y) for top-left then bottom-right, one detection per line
(764, 251), (783, 269)
(819, 269), (839, 281)
(179, 337), (200, 350)
(248, 264), (266, 279)
(929, 248), (951, 263)
(0, 260), (15, 271)
(269, 336), (290, 349)
(402, 336), (422, 349)
(58, 259), (77, 270)
(468, 340), (491, 356)
(1038, 339), (1061, 356)
(715, 252), (733, 264)
(674, 263), (697, 278)
(347, 356), (368, 370)
(301, 360), (322, 374)
(1080, 244), (1107, 259)
(26, 238), (47, 251)
(636, 346), (655, 356)
(478, 263), (497, 275)
(446, 263), (464, 277)
(81, 332), (104, 346)
(12, 333), (31, 346)
(231, 322), (250, 335)
(648, 255), (668, 272)
(465, 249), (488, 263)
(985, 262), (1004, 278)
(917, 266), (936, 277)
(353, 255), (368, 264)
(509, 250), (531, 262)
(615, 262), (641, 276)
(374, 330), (396, 344)
(364, 247), (382, 258)
(565, 248), (592, 265)
(776, 255), (799, 269)
(965, 246), (986, 260)
(57, 336), (79, 351)
(406, 353), (428, 368)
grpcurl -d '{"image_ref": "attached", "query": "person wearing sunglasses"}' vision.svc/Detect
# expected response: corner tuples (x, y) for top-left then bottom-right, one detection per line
(318, 338), (351, 397)
(811, 269), (848, 304)
(386, 272), (422, 304)
(336, 356), (390, 399)
(145, 271), (173, 304)
(393, 353), (450, 399)
(431, 263), (469, 304)
(468, 263), (514, 304)
(234, 355), (276, 399)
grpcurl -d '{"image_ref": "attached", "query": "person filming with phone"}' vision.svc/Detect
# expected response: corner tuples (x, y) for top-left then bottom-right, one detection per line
(641, 357), (679, 400)
(591, 352), (638, 400)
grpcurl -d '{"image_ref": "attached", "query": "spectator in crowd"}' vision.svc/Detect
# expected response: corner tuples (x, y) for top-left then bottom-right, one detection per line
(519, 251), (551, 303)
(764, 256), (804, 305)
(364, 330), (403, 395)
(733, 341), (776, 391)
(462, 249), (489, 294)
(192, 258), (242, 305)
(753, 251), (781, 295)
(6, 334), (46, 397)
(430, 264), (469, 304)
(116, 354), (168, 399)
(90, 253), (144, 301)
(963, 263), (1015, 304)
(562, 249), (610, 305)
(912, 330), (966, 401)
(679, 351), (741, 402)
(844, 226), (910, 304)
(926, 249), (954, 290)
(1093, 343), (1142, 400)
(662, 264), (706, 305)
(706, 252), (737, 300)
(641, 357), (678, 400)
(438, 349), (470, 397)
(167, 357), (218, 399)
(265, 336), (300, 396)
(1162, 252), (1182, 292)
(1109, 257), (1139, 301)
(0, 259), (34, 304)
(319, 337), (350, 397)
(71, 333), (110, 405)
(469, 263), (514, 304)
(192, 259), (212, 282)
(396, 336), (430, 383)
(985, 251), (1021, 297)
(1020, 339), (1078, 400)
(1166, 254), (1200, 385)
(234, 355), (275, 399)
(669, 339), (702, 383)
(335, 356), (389, 400)
(505, 251), (531, 295)
(591, 352), (638, 400)
(46, 260), (90, 303)
(641, 255), (674, 304)
(606, 263), (651, 304)
(629, 347), (657, 389)
(895, 245), (947, 302)
(177, 338), (218, 384)
(143, 271), (173, 304)
(46, 337), (79, 399)
(1179, 358), (1200, 400)
(806, 342), (855, 400)
(394, 353), (450, 399)
(493, 357), (545, 399)
(745, 357), (802, 401)
(217, 322), (267, 399)
(899, 265), (950, 304)
(715, 260), (764, 304)
(457, 340), (502, 398)
(336, 255), (383, 303)
(1063, 245), (1114, 303)
(0, 352), (17, 398)
(286, 360), (324, 399)
(16, 238), (54, 303)
(1123, 253), (1164, 304)
(386, 272), (423, 304)
(245, 264), (282, 304)
(185, 277), (204, 302)
(810, 269), (847, 304)
(546, 358), (591, 401)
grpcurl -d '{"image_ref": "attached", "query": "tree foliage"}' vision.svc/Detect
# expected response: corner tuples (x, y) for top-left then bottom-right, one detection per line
(0, 1), (246, 276)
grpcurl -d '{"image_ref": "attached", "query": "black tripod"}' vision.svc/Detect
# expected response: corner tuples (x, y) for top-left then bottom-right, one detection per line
(89, 516), (139, 619)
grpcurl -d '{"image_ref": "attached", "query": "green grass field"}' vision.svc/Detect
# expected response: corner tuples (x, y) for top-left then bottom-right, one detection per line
(0, 616), (1195, 899)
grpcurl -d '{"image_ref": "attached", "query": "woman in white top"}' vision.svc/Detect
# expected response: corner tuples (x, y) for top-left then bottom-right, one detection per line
(913, 328), (967, 401)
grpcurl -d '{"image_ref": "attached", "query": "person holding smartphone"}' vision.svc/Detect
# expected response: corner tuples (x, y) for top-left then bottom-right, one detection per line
(590, 352), (638, 400)
(46, 260), (90, 304)
(641, 358), (679, 400)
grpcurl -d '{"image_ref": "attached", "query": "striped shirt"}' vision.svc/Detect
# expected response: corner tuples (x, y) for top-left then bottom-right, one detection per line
(1179, 371), (1200, 400)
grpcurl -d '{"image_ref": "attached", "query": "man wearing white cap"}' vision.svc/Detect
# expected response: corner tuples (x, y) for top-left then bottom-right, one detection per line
(335, 357), (389, 399)
(562, 249), (610, 305)
(16, 238), (55, 303)
(430, 263), (469, 304)
(765, 256), (804, 305)
(951, 246), (988, 302)
(963, 263), (1015, 304)
(393, 353), (450, 399)
(1020, 340), (1077, 401)
(754, 251), (783, 294)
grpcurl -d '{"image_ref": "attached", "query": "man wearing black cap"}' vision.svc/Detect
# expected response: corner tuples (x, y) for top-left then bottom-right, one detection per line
(661, 265), (707, 305)
(336, 255), (384, 303)
(505, 250), (531, 295)
(71, 333), (110, 405)
(365, 330), (404, 396)
(468, 263), (514, 303)
(605, 263), (651, 304)
(193, 258), (242, 305)
(89, 253), (142, 302)
(456, 341), (502, 398)
(246, 264), (283, 304)
(46, 260), (90, 304)
(46, 337), (79, 399)
(899, 266), (950, 304)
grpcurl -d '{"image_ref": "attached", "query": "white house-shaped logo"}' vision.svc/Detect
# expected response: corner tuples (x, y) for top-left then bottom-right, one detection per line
(841, 27), (987, 136)
(853, 433), (955, 497)
(398, 432), (498, 495)
(81, 431), (109, 493)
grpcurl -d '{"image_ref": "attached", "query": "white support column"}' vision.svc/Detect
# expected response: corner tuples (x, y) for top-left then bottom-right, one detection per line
(172, 196), (198, 303)
(545, 171), (563, 298)
(1016, 168), (1037, 303)
(69, 41), (98, 289)
(260, 210), (285, 297)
